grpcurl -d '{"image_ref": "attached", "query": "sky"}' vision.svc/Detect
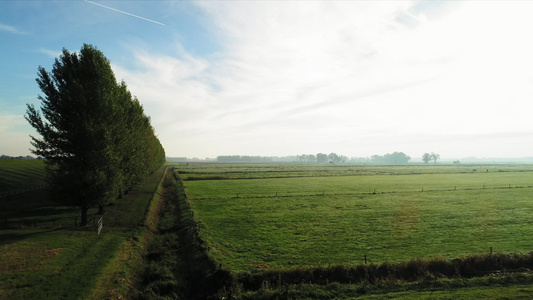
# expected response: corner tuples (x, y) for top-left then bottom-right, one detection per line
(1, 1), (533, 160)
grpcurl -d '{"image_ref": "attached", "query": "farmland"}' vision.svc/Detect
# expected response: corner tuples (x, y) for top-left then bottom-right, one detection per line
(177, 162), (533, 297)
(3, 161), (533, 298)
(0, 160), (167, 299)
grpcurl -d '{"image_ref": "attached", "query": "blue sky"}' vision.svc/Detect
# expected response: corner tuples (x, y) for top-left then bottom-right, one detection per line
(2, 1), (533, 159)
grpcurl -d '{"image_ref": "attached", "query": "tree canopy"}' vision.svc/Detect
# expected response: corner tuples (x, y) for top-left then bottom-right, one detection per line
(25, 44), (165, 226)
(422, 152), (440, 164)
(371, 152), (411, 164)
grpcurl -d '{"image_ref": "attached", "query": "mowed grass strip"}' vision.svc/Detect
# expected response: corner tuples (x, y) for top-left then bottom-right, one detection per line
(184, 171), (533, 199)
(184, 166), (533, 273)
(0, 160), (46, 192)
(177, 163), (533, 180)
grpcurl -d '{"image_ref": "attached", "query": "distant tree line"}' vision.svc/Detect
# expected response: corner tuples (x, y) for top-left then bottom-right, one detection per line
(297, 153), (349, 163)
(217, 155), (273, 162)
(0, 155), (42, 160)
(211, 152), (415, 164)
(370, 152), (411, 164)
(25, 44), (165, 226)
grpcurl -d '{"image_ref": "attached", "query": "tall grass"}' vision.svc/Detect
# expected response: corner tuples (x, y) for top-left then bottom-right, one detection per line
(132, 168), (234, 299)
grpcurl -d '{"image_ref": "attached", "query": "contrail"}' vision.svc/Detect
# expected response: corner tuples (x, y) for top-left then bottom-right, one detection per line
(85, 0), (166, 26)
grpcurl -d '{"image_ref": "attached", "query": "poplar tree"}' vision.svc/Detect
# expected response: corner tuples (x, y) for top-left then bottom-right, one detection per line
(25, 44), (165, 226)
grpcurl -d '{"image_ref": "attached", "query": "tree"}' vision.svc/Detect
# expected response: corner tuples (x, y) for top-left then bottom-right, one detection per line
(422, 153), (431, 164)
(430, 152), (440, 164)
(328, 153), (340, 164)
(25, 44), (165, 226)
(316, 153), (328, 163)
(371, 152), (411, 164)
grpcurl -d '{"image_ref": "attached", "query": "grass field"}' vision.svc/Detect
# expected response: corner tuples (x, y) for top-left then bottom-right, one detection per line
(3, 161), (533, 298)
(0, 160), (166, 299)
(179, 163), (533, 274)
(0, 160), (46, 195)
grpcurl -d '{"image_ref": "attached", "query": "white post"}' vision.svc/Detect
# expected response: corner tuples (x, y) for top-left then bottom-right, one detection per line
(97, 217), (103, 235)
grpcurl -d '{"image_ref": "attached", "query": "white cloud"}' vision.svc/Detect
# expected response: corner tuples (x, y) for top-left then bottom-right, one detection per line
(38, 48), (62, 59)
(0, 115), (33, 156)
(115, 1), (533, 158)
(0, 23), (26, 35)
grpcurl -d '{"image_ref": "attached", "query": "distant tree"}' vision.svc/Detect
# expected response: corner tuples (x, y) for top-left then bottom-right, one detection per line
(297, 154), (316, 163)
(316, 153), (328, 163)
(371, 152), (411, 164)
(430, 152), (440, 164)
(388, 152), (411, 164)
(422, 153), (431, 164)
(328, 152), (340, 163)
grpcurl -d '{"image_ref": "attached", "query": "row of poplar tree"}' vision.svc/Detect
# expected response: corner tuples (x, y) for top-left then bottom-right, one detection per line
(25, 44), (166, 226)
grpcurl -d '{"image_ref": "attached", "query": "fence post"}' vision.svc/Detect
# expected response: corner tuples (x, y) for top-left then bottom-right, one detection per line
(364, 254), (367, 264)
(490, 247), (493, 256)
(97, 217), (103, 235)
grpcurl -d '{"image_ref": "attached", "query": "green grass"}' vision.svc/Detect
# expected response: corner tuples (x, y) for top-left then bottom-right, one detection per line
(0, 160), (46, 194)
(179, 163), (533, 274)
(177, 162), (533, 180)
(184, 171), (533, 199)
(0, 163), (166, 300)
(192, 189), (533, 273)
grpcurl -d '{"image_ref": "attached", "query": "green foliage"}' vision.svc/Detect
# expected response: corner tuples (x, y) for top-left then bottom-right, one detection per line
(371, 151), (411, 164)
(25, 44), (165, 226)
(423, 152), (440, 164)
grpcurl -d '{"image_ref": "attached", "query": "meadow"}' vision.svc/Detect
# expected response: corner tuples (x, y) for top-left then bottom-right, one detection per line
(180, 163), (533, 274)
(3, 160), (533, 298)
(0, 160), (167, 299)
(0, 160), (46, 196)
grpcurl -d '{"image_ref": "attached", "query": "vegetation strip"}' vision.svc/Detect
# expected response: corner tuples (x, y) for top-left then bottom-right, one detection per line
(132, 168), (233, 299)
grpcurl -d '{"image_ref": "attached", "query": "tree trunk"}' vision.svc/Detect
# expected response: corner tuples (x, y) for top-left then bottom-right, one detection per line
(81, 206), (88, 227)
(98, 204), (105, 215)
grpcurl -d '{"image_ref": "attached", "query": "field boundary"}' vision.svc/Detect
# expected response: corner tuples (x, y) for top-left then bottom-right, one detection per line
(0, 185), (48, 199)
(87, 166), (168, 299)
(189, 183), (533, 200)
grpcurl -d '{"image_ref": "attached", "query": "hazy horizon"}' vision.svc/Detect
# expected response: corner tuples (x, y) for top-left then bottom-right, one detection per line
(2, 1), (533, 159)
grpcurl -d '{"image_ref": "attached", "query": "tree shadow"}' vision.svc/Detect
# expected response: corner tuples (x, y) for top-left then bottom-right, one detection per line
(0, 227), (67, 245)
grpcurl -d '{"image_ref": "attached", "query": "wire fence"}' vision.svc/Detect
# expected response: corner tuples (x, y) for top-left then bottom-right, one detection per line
(191, 183), (533, 200)
(0, 184), (48, 199)
(0, 216), (105, 230)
